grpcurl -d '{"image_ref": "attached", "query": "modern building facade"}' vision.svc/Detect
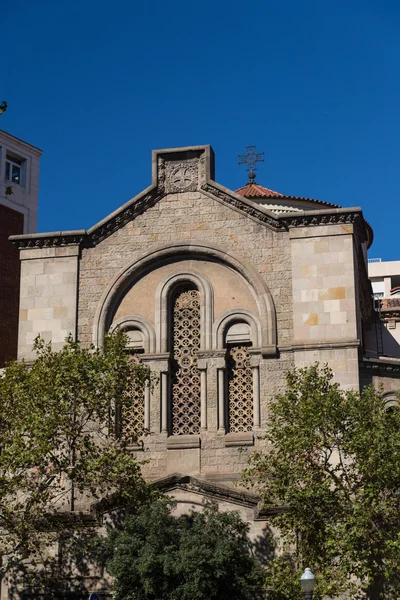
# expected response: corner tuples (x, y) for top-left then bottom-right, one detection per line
(0, 130), (41, 366)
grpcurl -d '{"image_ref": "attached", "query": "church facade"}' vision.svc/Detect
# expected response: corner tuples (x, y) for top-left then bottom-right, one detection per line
(10, 145), (400, 551)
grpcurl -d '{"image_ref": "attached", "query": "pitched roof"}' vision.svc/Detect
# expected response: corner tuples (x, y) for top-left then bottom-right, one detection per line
(234, 181), (374, 247)
(235, 182), (285, 198)
(235, 182), (341, 209)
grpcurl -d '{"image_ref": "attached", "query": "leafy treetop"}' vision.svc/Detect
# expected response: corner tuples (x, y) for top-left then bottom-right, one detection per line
(243, 364), (400, 600)
(104, 498), (264, 600)
(0, 331), (154, 586)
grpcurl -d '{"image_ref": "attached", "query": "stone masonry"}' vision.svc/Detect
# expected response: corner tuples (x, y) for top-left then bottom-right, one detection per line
(11, 145), (391, 578)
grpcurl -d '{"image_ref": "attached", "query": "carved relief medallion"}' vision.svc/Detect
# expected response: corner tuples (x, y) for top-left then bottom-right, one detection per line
(165, 160), (198, 193)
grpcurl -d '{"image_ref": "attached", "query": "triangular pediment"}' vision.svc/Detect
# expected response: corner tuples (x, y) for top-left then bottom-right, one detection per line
(150, 473), (282, 520)
(10, 145), (370, 250)
(82, 145), (284, 246)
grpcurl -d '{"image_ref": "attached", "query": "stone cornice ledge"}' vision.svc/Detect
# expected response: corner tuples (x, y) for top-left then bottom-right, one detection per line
(149, 473), (287, 519)
(280, 340), (360, 353)
(10, 230), (86, 249)
(9, 190), (369, 250)
(279, 207), (369, 245)
(360, 356), (400, 377)
(200, 181), (285, 231)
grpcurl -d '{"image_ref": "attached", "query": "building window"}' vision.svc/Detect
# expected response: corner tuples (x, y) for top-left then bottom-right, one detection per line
(227, 343), (253, 432)
(170, 284), (201, 435)
(120, 351), (145, 439)
(5, 154), (23, 185)
(384, 394), (400, 414)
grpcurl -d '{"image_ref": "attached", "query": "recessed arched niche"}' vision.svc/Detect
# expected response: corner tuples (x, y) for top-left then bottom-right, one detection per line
(111, 258), (258, 330)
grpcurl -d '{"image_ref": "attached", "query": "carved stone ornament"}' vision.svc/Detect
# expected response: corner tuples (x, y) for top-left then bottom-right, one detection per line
(166, 160), (198, 193)
(200, 182), (285, 231)
(280, 212), (359, 229)
(12, 234), (85, 250)
(157, 156), (166, 193)
(171, 287), (201, 435)
(227, 345), (253, 433)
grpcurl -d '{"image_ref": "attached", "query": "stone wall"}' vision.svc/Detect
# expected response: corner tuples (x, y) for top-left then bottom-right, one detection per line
(78, 191), (293, 348)
(18, 246), (79, 360)
(289, 223), (360, 389)
(77, 188), (294, 484)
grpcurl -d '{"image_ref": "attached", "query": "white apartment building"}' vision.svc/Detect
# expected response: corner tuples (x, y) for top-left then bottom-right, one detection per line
(0, 129), (42, 234)
(367, 258), (400, 358)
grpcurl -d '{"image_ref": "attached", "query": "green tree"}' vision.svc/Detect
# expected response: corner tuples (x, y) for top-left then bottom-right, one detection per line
(105, 498), (264, 600)
(243, 364), (400, 600)
(0, 331), (154, 589)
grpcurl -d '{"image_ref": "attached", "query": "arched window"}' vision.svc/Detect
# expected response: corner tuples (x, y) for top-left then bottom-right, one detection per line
(384, 394), (400, 414)
(122, 351), (145, 438)
(109, 317), (155, 440)
(170, 283), (201, 435)
(225, 323), (253, 433)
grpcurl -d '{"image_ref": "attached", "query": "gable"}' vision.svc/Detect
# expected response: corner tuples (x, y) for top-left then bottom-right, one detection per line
(83, 146), (285, 246)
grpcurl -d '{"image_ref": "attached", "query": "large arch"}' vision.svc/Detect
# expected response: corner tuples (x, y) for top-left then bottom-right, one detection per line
(92, 241), (277, 353)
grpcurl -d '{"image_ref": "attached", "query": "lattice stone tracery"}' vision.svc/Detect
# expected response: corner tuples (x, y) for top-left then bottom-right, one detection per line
(227, 345), (253, 433)
(122, 353), (145, 438)
(171, 287), (201, 435)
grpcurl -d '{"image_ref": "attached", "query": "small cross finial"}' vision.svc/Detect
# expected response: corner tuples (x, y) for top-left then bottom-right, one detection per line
(238, 146), (264, 184)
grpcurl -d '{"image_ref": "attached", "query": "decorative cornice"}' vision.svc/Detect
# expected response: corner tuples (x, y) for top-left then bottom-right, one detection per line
(151, 473), (286, 519)
(10, 145), (370, 250)
(201, 182), (286, 231)
(88, 188), (163, 246)
(11, 202), (369, 251)
(360, 357), (400, 377)
(281, 209), (358, 228)
(10, 188), (164, 250)
(280, 208), (370, 247)
(11, 232), (86, 250)
(279, 340), (360, 353)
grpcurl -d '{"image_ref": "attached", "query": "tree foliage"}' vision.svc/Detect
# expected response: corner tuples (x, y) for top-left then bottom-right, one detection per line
(0, 331), (153, 585)
(105, 498), (264, 600)
(243, 364), (400, 600)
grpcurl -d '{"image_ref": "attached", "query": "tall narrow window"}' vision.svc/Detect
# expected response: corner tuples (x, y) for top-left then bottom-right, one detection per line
(170, 284), (201, 435)
(227, 343), (253, 433)
(121, 351), (145, 438)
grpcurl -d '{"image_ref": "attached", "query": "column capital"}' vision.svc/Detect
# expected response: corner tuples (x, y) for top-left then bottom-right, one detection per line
(249, 355), (261, 368)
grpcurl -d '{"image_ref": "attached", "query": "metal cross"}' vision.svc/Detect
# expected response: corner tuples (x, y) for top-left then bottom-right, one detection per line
(238, 146), (264, 183)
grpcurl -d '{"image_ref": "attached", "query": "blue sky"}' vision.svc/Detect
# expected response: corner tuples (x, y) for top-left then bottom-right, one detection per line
(2, 0), (399, 259)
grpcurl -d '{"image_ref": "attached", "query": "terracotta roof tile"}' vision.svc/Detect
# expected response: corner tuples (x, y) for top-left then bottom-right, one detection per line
(235, 183), (285, 198)
(234, 181), (374, 250)
(235, 182), (341, 209)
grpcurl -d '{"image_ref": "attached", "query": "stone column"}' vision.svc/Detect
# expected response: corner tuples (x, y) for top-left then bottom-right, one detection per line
(161, 371), (168, 433)
(142, 353), (170, 436)
(250, 353), (261, 429)
(144, 379), (150, 431)
(198, 358), (208, 431)
(215, 356), (226, 433)
(252, 367), (261, 429)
